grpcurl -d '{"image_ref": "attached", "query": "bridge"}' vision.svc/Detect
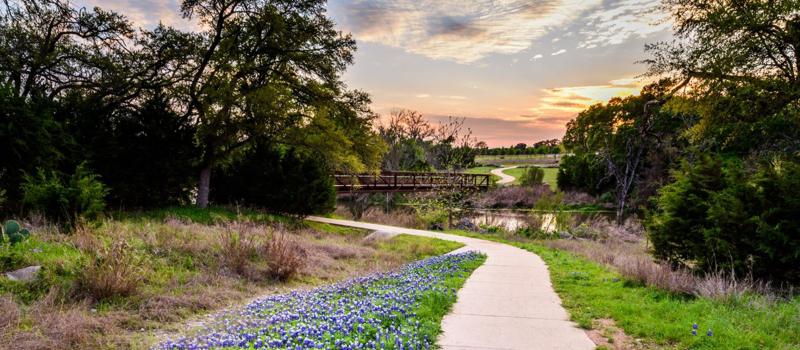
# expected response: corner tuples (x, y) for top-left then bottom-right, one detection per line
(333, 171), (491, 193)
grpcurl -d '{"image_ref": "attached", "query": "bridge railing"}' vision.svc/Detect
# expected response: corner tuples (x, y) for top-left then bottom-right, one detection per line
(333, 171), (490, 193)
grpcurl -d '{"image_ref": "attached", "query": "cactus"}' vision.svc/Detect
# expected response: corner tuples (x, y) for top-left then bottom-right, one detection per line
(2, 220), (30, 246)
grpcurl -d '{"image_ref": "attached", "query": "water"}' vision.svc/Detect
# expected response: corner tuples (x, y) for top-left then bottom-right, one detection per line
(466, 209), (612, 233)
(467, 210), (555, 232)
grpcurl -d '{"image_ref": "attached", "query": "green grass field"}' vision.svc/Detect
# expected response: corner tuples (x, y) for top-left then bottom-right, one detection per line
(475, 154), (561, 166)
(500, 167), (558, 190)
(443, 230), (800, 350)
(463, 166), (502, 183)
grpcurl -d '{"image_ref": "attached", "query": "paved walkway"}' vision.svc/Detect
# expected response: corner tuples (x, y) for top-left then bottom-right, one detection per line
(491, 166), (519, 185)
(308, 217), (595, 350)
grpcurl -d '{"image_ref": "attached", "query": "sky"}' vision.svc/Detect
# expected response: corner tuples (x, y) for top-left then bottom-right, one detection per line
(75, 0), (673, 147)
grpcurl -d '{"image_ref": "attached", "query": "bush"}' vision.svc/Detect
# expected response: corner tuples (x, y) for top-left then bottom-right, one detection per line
(78, 240), (141, 300)
(212, 145), (335, 217)
(519, 167), (544, 187)
(264, 232), (306, 281)
(21, 164), (108, 227)
(557, 154), (611, 196)
(647, 155), (800, 283)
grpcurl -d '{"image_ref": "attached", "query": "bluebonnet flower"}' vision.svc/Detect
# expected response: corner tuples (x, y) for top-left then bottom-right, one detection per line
(155, 252), (483, 350)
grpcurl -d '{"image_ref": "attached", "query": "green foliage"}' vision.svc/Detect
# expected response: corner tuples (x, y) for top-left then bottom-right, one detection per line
(557, 154), (611, 196)
(376, 234), (465, 260)
(647, 156), (800, 283)
(212, 146), (335, 217)
(1, 220), (30, 245)
(21, 164), (108, 226)
(59, 90), (198, 207)
(519, 166), (544, 187)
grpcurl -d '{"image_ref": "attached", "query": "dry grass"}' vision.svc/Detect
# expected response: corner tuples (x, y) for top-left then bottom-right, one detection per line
(0, 208), (445, 349)
(0, 290), (120, 350)
(546, 239), (776, 300)
(568, 216), (644, 242)
(78, 240), (142, 301)
(473, 185), (553, 209)
(263, 232), (306, 281)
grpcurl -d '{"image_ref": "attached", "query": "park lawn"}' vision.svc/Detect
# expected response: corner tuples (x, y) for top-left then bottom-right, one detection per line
(501, 167), (558, 190)
(0, 206), (469, 348)
(443, 230), (800, 350)
(475, 154), (561, 166)
(463, 166), (501, 183)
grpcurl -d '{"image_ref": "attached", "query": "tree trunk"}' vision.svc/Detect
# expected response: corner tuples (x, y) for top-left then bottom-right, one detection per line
(196, 165), (212, 208)
(616, 195), (626, 225)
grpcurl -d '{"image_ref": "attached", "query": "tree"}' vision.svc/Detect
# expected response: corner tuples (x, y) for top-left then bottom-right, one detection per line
(647, 156), (800, 283)
(645, 0), (800, 156)
(561, 80), (687, 223)
(178, 0), (358, 208)
(378, 109), (479, 171)
(212, 144), (336, 217)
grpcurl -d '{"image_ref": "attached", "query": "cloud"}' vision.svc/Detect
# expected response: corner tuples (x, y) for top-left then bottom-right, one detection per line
(416, 94), (431, 98)
(424, 114), (567, 146)
(330, 0), (601, 64)
(531, 54), (543, 60)
(551, 49), (567, 56)
(534, 77), (646, 113)
(578, 0), (670, 48)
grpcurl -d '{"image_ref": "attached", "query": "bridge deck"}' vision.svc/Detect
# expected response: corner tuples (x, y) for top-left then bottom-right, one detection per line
(334, 171), (490, 193)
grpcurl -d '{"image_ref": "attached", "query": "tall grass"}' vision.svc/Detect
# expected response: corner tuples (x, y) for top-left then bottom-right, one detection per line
(546, 239), (780, 300)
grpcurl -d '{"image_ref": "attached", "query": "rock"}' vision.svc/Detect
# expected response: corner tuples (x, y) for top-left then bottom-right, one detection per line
(454, 218), (480, 232)
(558, 231), (574, 240)
(5, 265), (41, 282)
(364, 230), (399, 242)
(428, 223), (445, 231)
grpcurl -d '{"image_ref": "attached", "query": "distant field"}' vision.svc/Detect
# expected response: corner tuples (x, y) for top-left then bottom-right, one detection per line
(502, 167), (558, 190)
(475, 154), (561, 166)
(463, 166), (502, 183)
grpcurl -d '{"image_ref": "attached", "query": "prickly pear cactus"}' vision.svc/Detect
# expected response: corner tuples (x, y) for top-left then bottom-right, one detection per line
(2, 220), (29, 246)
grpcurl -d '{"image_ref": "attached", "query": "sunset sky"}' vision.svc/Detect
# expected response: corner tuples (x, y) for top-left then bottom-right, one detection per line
(76, 0), (673, 147)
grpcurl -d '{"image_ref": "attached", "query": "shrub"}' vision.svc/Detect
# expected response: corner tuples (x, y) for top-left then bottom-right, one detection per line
(647, 155), (800, 283)
(264, 232), (306, 281)
(213, 145), (335, 217)
(519, 166), (544, 186)
(557, 153), (611, 196)
(474, 185), (552, 208)
(219, 223), (265, 276)
(78, 240), (141, 300)
(1, 220), (30, 245)
(21, 164), (108, 227)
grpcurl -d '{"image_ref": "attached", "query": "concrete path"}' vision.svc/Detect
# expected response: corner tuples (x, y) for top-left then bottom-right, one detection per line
(308, 217), (595, 350)
(491, 166), (519, 185)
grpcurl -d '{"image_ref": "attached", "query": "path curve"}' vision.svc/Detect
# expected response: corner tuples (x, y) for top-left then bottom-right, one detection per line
(491, 166), (519, 185)
(308, 217), (595, 350)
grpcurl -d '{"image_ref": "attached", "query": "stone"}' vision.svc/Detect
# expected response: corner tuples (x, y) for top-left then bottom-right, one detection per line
(559, 231), (574, 239)
(5, 265), (41, 282)
(429, 223), (445, 231)
(454, 218), (479, 232)
(364, 230), (399, 241)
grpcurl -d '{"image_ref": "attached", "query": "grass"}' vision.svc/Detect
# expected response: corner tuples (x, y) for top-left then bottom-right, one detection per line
(442, 229), (800, 349)
(475, 154), (561, 166)
(463, 166), (501, 183)
(0, 206), (472, 349)
(500, 166), (558, 190)
(376, 234), (464, 260)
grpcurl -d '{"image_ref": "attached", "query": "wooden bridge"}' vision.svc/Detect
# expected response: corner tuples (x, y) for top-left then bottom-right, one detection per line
(333, 171), (491, 193)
